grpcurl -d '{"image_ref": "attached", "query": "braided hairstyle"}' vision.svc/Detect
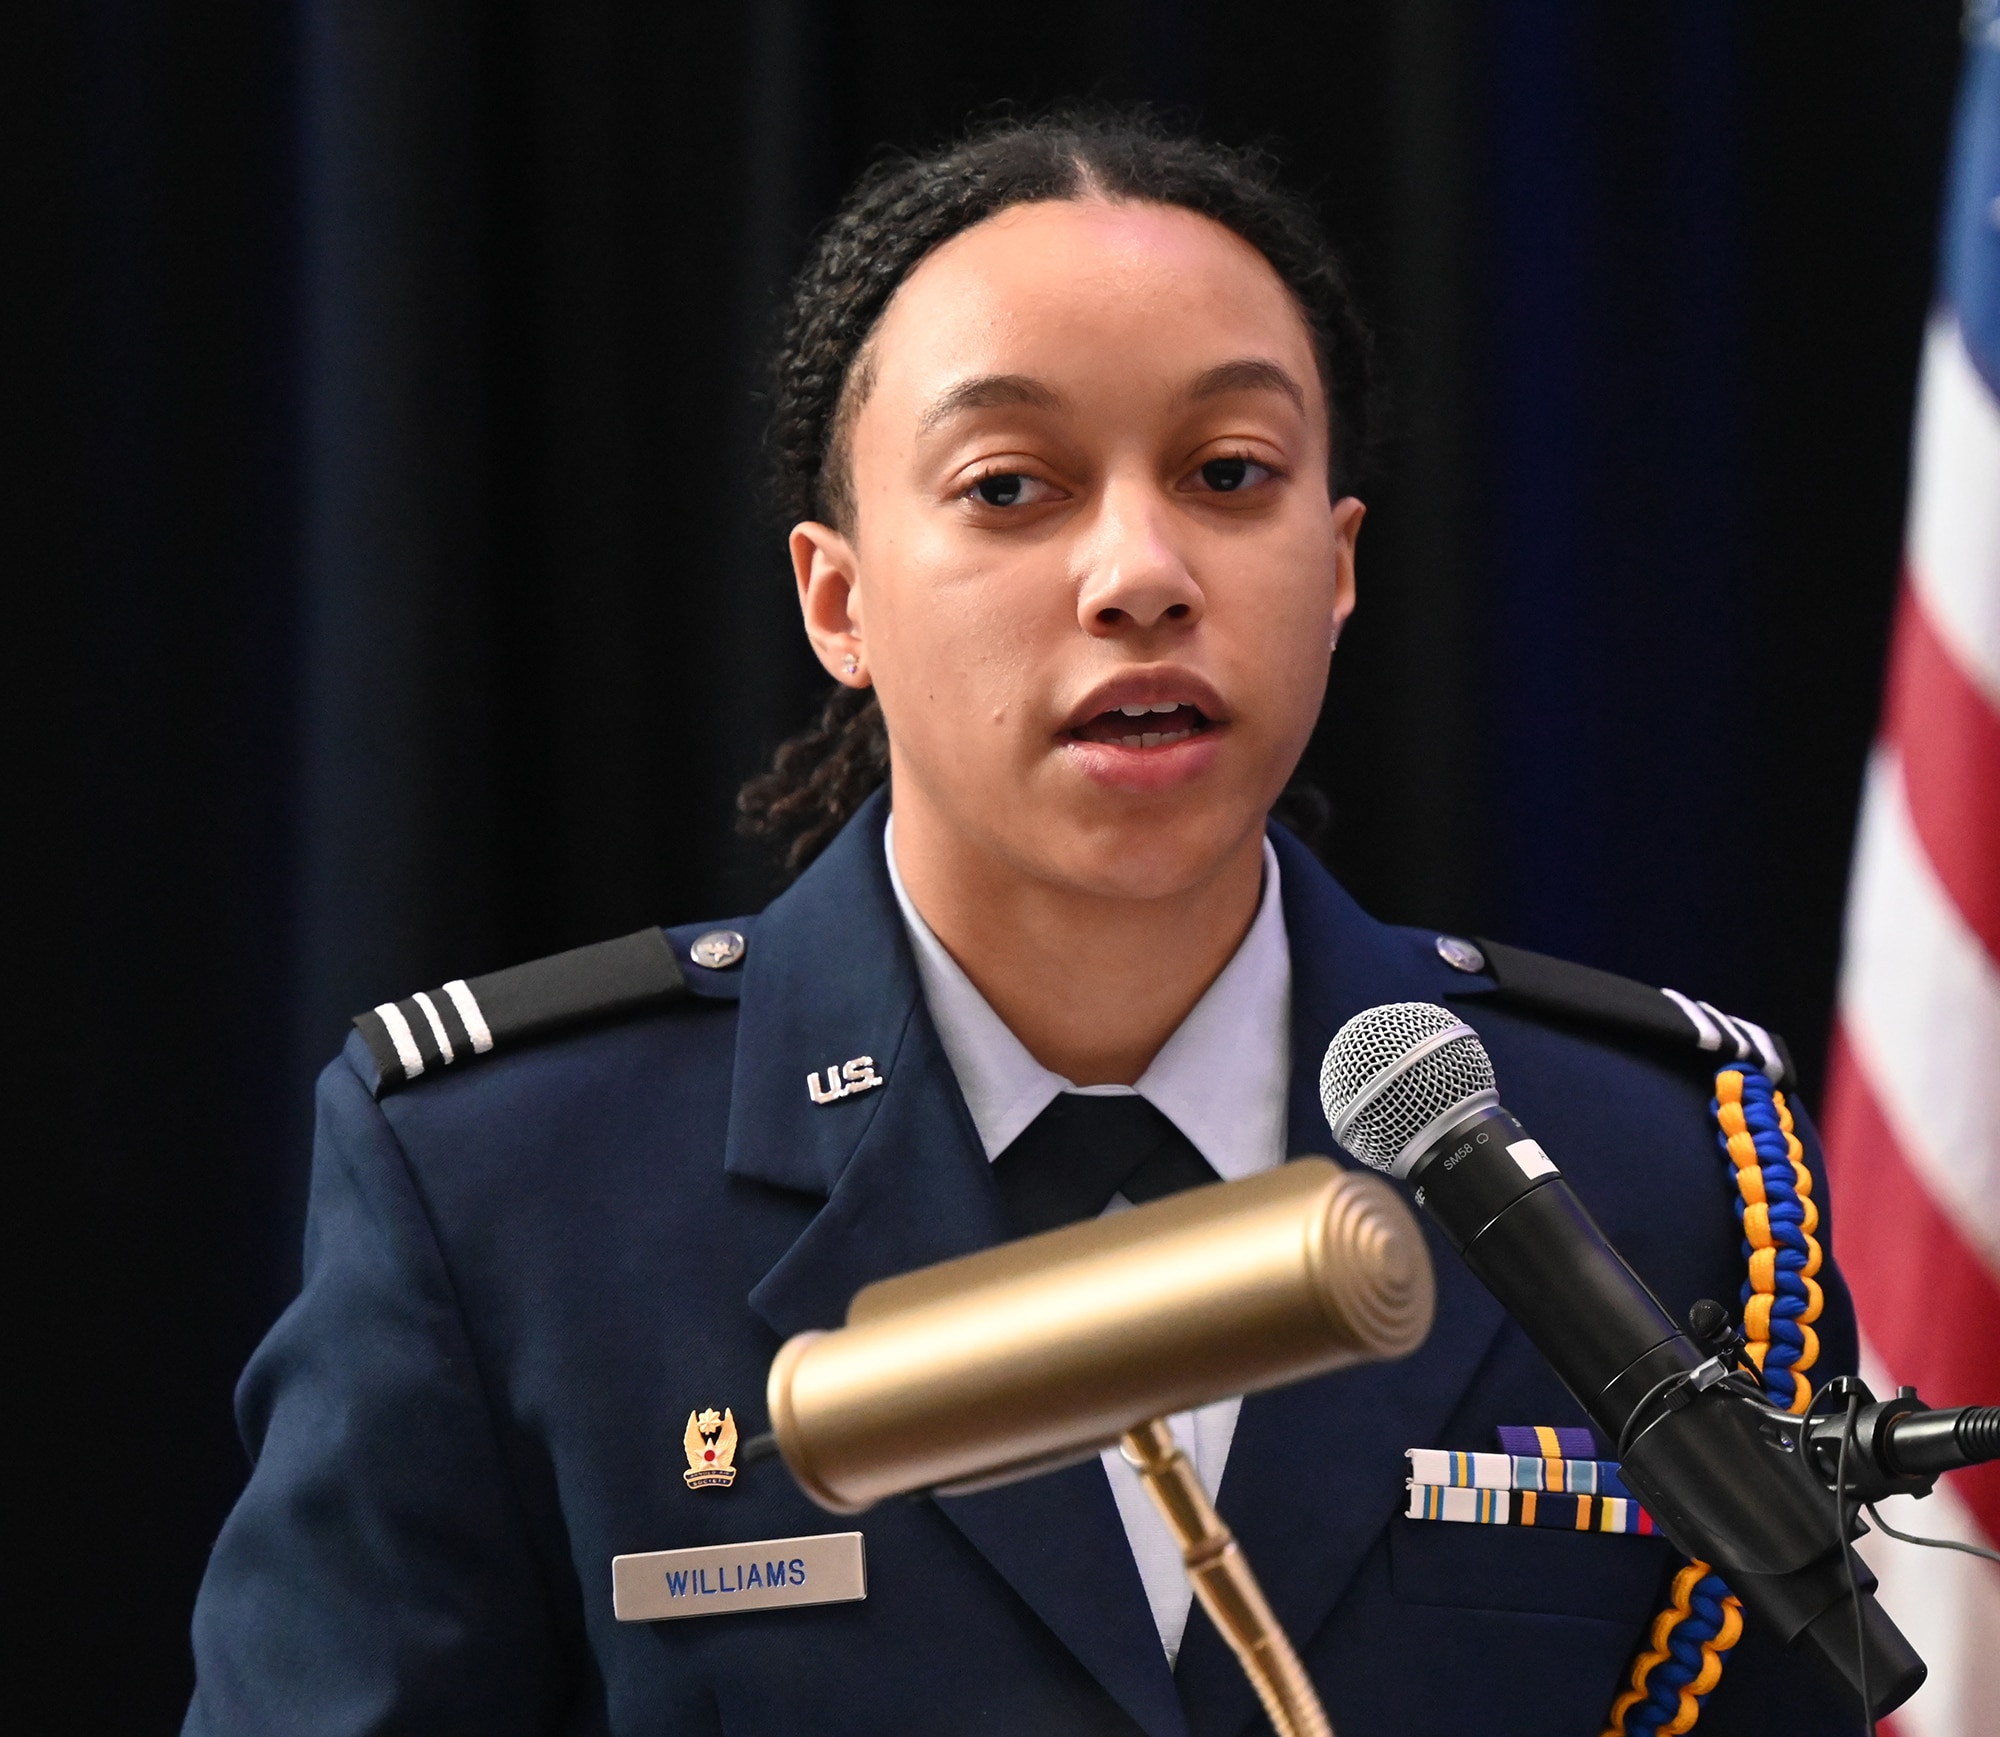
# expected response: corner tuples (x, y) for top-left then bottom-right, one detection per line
(738, 109), (1378, 875)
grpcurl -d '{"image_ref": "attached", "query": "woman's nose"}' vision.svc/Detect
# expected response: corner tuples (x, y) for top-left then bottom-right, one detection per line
(1074, 489), (1205, 639)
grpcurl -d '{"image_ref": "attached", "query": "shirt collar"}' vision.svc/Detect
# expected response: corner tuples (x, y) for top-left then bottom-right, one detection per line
(883, 815), (1292, 1180)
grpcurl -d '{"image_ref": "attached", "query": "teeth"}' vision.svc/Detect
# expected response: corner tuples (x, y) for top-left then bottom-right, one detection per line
(1140, 732), (1161, 748)
(1120, 734), (1145, 747)
(1115, 729), (1193, 750)
(1119, 703), (1150, 716)
(1150, 701), (1181, 714)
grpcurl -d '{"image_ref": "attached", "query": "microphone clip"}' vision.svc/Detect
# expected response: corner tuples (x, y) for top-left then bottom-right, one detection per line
(1686, 1297), (1757, 1380)
(1806, 1376), (1941, 1506)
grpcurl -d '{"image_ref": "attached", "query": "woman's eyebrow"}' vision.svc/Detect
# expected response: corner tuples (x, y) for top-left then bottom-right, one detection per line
(1179, 357), (1306, 413)
(917, 374), (1067, 433)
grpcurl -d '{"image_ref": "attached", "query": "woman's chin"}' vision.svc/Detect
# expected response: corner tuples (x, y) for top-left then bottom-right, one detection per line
(1004, 752), (1270, 901)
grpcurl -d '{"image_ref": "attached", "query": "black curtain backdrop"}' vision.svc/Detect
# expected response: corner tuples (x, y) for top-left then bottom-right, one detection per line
(27, 3), (1965, 1727)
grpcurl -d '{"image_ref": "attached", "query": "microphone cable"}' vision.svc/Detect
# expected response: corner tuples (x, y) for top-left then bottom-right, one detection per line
(1861, 1503), (2000, 1565)
(1828, 1386), (1870, 1737)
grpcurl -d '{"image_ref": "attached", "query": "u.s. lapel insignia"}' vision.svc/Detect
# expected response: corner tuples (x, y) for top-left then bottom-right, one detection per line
(806, 1055), (885, 1105)
(683, 1407), (739, 1489)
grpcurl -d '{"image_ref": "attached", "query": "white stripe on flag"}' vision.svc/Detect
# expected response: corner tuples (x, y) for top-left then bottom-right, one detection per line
(1908, 317), (2000, 708)
(1838, 748), (2000, 1280)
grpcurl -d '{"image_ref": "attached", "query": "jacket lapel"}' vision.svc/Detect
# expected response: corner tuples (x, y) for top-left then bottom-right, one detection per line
(1172, 831), (1508, 1736)
(728, 793), (1187, 1737)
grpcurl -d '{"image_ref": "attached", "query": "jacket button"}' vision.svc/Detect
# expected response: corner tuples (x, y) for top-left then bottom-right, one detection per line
(690, 929), (748, 970)
(1434, 934), (1486, 974)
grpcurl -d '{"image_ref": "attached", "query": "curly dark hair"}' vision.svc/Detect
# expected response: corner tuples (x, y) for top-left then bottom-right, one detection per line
(739, 109), (1376, 876)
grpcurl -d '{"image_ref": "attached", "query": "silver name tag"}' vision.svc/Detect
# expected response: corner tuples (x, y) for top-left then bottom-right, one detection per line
(612, 1531), (867, 1622)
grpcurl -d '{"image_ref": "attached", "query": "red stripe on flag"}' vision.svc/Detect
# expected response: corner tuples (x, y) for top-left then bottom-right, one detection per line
(1882, 575), (2000, 967)
(1822, 1024), (2000, 1543)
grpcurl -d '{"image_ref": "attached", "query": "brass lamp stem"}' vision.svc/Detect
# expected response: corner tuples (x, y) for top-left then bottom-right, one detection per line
(1121, 1417), (1335, 1737)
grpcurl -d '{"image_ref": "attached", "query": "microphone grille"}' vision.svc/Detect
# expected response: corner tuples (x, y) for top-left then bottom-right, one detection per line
(1319, 1002), (1497, 1175)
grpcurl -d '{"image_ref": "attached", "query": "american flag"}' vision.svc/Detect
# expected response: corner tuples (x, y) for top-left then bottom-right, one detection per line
(1820, 16), (2000, 1735)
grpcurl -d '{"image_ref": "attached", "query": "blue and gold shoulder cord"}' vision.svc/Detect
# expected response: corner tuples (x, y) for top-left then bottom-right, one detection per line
(1600, 1066), (1821, 1736)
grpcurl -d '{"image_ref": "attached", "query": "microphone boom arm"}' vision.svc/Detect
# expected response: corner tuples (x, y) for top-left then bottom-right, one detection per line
(1121, 1418), (1334, 1737)
(1804, 1377), (2000, 1504)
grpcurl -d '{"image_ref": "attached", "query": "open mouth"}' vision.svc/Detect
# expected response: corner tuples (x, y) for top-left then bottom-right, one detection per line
(1064, 701), (1213, 750)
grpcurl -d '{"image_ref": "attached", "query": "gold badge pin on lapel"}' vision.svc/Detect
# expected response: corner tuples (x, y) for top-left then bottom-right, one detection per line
(684, 1407), (739, 1489)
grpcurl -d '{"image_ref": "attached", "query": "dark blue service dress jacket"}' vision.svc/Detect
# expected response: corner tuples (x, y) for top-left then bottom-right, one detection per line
(185, 792), (1863, 1736)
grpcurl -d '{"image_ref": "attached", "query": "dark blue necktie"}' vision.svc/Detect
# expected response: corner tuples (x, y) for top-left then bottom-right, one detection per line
(990, 1092), (1221, 1238)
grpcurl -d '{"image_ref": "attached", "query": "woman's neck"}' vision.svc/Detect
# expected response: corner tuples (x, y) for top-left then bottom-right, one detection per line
(888, 798), (1268, 1087)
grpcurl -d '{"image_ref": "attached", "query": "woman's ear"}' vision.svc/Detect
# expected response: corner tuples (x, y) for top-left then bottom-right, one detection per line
(791, 521), (870, 686)
(1329, 496), (1364, 649)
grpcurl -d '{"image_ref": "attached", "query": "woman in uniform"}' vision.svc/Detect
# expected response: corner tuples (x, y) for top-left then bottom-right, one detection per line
(185, 114), (1860, 1736)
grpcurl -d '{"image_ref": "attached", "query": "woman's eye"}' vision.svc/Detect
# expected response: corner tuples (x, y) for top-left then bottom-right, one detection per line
(1196, 456), (1272, 493)
(968, 472), (1052, 508)
(974, 474), (1026, 507)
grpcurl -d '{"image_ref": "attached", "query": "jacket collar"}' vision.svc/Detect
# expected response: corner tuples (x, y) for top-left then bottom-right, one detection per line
(725, 799), (1503, 1737)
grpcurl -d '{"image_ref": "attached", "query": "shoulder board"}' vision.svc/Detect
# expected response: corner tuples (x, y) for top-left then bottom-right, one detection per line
(1450, 934), (1795, 1086)
(354, 927), (693, 1099)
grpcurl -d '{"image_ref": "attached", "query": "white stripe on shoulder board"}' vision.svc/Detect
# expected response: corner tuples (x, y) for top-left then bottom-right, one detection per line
(412, 990), (455, 1064)
(1732, 1016), (1783, 1082)
(1697, 1000), (1752, 1062)
(374, 1001), (424, 1078)
(1660, 987), (1723, 1052)
(443, 979), (494, 1053)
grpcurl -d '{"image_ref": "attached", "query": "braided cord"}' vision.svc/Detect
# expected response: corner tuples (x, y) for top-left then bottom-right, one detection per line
(1602, 1563), (1745, 1736)
(1715, 1068), (1824, 1413)
(1605, 1065), (1819, 1733)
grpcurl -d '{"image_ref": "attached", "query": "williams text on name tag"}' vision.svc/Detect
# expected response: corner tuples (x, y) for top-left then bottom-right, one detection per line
(612, 1532), (867, 1622)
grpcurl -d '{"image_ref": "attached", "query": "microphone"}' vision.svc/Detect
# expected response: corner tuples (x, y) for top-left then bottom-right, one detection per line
(1319, 1002), (1926, 1719)
(765, 1158), (1433, 1512)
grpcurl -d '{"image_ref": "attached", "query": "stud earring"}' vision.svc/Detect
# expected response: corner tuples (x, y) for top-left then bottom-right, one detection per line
(841, 653), (859, 677)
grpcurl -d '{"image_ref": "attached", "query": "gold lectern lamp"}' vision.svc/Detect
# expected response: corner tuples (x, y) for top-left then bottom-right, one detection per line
(756, 1158), (1437, 1737)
